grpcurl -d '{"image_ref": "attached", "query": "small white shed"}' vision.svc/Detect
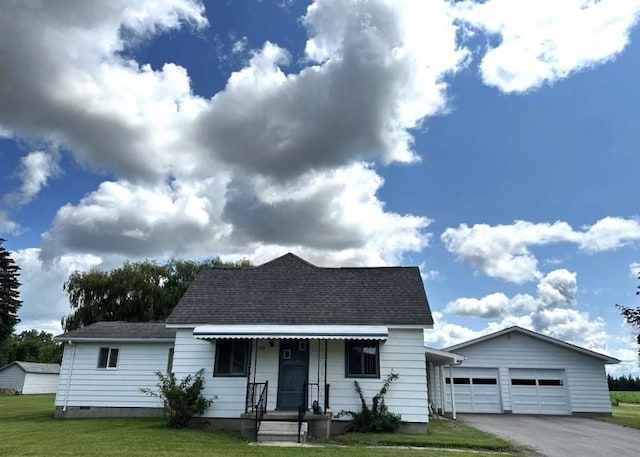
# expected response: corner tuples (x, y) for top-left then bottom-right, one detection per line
(0, 361), (61, 394)
(428, 327), (619, 416)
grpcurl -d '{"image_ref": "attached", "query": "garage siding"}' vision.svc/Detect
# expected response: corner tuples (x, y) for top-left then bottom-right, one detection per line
(450, 332), (611, 414)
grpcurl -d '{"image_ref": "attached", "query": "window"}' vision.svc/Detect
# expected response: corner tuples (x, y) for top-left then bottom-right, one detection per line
(472, 378), (497, 385)
(538, 379), (563, 386)
(167, 348), (174, 373)
(345, 341), (380, 378)
(445, 377), (471, 384)
(214, 340), (249, 376)
(511, 378), (536, 386)
(97, 347), (119, 369)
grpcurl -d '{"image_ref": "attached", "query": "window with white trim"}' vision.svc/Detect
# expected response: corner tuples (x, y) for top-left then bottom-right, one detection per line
(97, 347), (119, 369)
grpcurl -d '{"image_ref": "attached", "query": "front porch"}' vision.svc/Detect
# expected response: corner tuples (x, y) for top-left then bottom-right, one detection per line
(192, 324), (390, 441)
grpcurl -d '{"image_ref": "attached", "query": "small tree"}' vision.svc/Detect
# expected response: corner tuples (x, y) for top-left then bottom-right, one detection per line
(338, 371), (401, 432)
(618, 272), (640, 349)
(141, 369), (214, 428)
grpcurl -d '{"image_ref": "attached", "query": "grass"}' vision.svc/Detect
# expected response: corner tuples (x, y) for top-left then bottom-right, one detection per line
(610, 391), (640, 404)
(319, 419), (522, 453)
(0, 394), (523, 457)
(592, 403), (640, 429)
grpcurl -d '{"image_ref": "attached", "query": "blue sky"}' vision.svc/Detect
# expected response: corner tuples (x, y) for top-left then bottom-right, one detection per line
(1, 0), (639, 374)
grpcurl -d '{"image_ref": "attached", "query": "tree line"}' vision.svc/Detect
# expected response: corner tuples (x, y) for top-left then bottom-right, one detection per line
(608, 374), (640, 391)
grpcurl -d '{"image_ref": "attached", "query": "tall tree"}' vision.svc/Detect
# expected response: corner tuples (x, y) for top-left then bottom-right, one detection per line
(62, 257), (250, 332)
(0, 238), (22, 344)
(618, 272), (640, 348)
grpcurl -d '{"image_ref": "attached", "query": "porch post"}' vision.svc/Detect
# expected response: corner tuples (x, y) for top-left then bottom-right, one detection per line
(449, 364), (457, 420)
(439, 365), (446, 415)
(324, 339), (328, 411)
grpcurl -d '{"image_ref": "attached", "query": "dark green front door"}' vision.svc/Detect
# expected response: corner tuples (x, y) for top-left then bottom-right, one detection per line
(276, 340), (309, 410)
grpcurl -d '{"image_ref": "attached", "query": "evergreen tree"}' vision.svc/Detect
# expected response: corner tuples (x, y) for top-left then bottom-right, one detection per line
(0, 238), (22, 344)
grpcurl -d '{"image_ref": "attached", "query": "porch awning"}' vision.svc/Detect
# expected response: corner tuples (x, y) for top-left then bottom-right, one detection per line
(192, 324), (388, 340)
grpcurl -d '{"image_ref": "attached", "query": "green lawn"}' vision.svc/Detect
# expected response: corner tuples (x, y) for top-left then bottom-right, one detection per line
(0, 395), (523, 457)
(610, 391), (640, 404)
(593, 403), (640, 429)
(320, 419), (521, 452)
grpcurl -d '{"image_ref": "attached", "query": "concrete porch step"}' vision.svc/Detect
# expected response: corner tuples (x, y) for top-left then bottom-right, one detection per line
(257, 421), (308, 443)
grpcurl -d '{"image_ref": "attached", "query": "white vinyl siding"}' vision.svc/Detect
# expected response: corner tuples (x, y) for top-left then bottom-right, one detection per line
(55, 342), (173, 408)
(172, 329), (247, 418)
(22, 373), (60, 394)
(172, 327), (428, 423)
(440, 332), (611, 414)
(328, 328), (428, 424)
(0, 364), (26, 391)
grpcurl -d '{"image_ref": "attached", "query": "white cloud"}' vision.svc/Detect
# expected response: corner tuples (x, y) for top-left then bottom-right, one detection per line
(454, 0), (640, 93)
(8, 151), (61, 205)
(424, 312), (484, 349)
(0, 210), (20, 235)
(630, 262), (640, 277)
(443, 268), (607, 352)
(231, 36), (248, 54)
(12, 248), (104, 335)
(442, 217), (640, 283)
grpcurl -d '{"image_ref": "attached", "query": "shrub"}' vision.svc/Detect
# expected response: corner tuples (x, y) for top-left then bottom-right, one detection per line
(338, 371), (401, 432)
(141, 369), (214, 428)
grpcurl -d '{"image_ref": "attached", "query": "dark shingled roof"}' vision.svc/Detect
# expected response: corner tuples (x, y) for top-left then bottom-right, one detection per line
(166, 253), (433, 326)
(55, 321), (176, 341)
(0, 361), (60, 374)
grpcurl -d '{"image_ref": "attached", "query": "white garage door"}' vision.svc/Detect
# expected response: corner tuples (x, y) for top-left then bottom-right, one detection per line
(509, 369), (569, 415)
(444, 368), (501, 413)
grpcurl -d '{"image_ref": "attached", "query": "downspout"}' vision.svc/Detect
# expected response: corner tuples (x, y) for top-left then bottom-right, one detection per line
(63, 341), (76, 412)
(449, 364), (457, 420)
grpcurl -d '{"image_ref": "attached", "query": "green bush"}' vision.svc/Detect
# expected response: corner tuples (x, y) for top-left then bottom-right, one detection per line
(141, 369), (214, 428)
(338, 371), (401, 432)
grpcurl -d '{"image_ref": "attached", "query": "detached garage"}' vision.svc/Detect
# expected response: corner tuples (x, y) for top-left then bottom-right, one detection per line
(0, 361), (61, 394)
(427, 326), (619, 416)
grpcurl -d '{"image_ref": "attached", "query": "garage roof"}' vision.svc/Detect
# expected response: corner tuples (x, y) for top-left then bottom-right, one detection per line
(443, 326), (620, 364)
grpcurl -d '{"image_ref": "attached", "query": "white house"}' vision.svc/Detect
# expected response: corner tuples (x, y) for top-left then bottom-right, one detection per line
(54, 253), (434, 440)
(426, 326), (619, 417)
(0, 361), (60, 394)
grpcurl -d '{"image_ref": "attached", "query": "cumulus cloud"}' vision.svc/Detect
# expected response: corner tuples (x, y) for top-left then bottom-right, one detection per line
(5, 151), (61, 206)
(194, 0), (467, 178)
(442, 268), (607, 351)
(442, 218), (640, 283)
(12, 248), (104, 335)
(454, 0), (640, 93)
(0, 210), (20, 235)
(630, 262), (640, 277)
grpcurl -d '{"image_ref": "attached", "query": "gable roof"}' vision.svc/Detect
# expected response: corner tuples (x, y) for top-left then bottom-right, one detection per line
(166, 253), (433, 327)
(0, 361), (60, 374)
(443, 326), (620, 364)
(54, 321), (176, 342)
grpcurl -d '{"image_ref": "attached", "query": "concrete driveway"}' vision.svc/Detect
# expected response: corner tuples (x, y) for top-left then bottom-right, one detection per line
(459, 414), (640, 457)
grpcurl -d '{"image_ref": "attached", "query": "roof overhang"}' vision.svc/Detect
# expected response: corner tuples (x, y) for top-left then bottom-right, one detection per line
(53, 337), (175, 343)
(425, 347), (465, 365)
(193, 324), (388, 340)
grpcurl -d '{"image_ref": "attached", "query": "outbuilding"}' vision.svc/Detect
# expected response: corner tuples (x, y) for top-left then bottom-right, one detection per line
(0, 361), (61, 394)
(427, 326), (619, 416)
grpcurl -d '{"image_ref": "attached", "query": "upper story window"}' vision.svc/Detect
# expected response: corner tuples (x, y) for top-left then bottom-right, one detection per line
(97, 347), (119, 369)
(345, 340), (380, 378)
(214, 340), (249, 376)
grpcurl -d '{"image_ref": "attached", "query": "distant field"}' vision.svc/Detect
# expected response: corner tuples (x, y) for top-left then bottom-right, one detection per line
(610, 391), (640, 404)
